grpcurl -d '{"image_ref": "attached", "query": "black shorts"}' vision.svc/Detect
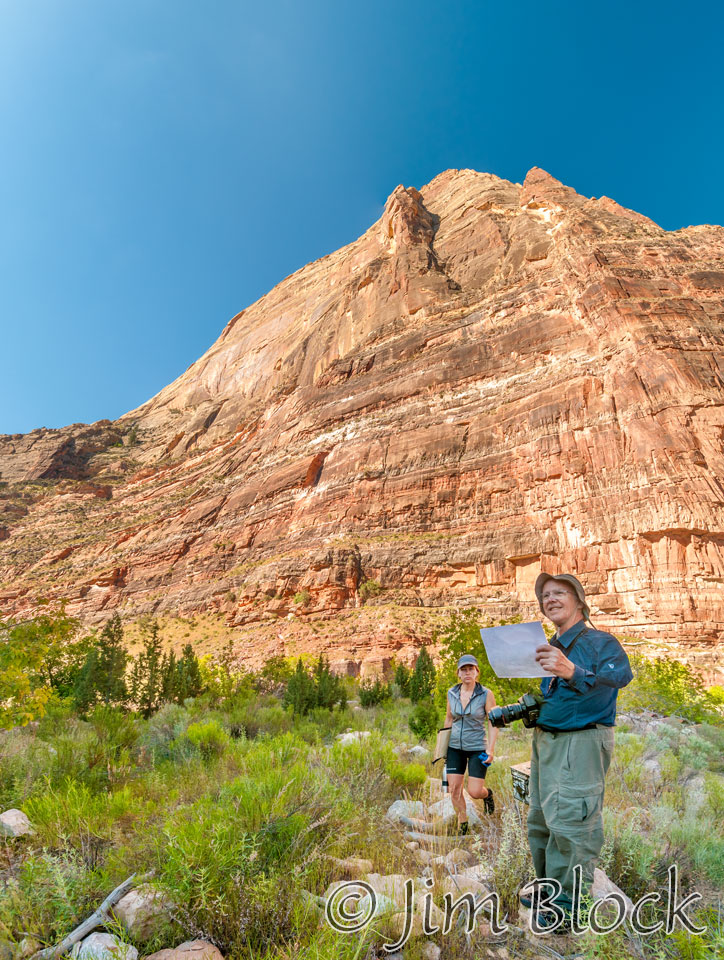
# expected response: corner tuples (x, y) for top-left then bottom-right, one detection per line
(446, 746), (488, 779)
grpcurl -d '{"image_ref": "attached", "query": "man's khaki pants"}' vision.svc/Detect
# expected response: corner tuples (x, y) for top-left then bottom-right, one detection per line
(527, 726), (614, 910)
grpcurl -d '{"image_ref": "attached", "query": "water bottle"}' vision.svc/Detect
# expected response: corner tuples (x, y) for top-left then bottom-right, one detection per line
(442, 763), (449, 794)
(479, 751), (491, 766)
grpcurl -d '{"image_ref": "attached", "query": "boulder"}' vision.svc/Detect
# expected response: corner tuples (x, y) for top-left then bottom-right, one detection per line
(363, 873), (427, 906)
(421, 945), (441, 960)
(592, 868), (634, 919)
(441, 874), (489, 898)
(428, 796), (482, 829)
(328, 856), (374, 878)
(408, 746), (430, 762)
(15, 938), (41, 960)
(386, 898), (446, 939)
(145, 942), (224, 960)
(385, 799), (426, 823)
(442, 847), (475, 869)
(336, 731), (372, 746)
(72, 933), (138, 960)
(0, 810), (33, 838)
(113, 884), (171, 940)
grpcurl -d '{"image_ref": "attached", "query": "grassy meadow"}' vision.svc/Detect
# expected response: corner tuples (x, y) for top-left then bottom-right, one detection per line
(0, 610), (723, 960)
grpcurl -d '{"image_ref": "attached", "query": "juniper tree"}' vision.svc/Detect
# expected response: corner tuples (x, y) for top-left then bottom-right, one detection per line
(409, 646), (436, 703)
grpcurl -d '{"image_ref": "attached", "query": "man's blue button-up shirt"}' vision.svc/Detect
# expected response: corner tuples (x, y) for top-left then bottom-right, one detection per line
(537, 620), (633, 731)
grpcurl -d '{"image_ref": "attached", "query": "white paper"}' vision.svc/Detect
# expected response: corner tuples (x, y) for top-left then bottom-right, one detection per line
(479, 621), (553, 678)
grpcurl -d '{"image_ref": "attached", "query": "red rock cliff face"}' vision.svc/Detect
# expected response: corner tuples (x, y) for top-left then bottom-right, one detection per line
(1, 168), (724, 668)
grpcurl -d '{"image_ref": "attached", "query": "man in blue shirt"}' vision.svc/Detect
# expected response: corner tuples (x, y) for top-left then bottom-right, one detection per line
(523, 573), (633, 931)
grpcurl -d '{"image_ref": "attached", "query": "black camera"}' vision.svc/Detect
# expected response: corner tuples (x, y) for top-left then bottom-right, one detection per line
(488, 693), (541, 729)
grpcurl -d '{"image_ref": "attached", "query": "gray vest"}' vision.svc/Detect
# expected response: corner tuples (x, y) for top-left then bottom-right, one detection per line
(448, 682), (488, 751)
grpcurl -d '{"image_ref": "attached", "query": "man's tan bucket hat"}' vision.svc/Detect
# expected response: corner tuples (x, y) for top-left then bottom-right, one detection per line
(534, 573), (591, 622)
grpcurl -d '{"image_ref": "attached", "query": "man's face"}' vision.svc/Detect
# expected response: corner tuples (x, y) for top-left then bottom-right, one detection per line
(541, 580), (583, 629)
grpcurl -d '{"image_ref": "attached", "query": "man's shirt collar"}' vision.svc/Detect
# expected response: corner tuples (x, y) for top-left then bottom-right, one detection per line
(553, 619), (588, 650)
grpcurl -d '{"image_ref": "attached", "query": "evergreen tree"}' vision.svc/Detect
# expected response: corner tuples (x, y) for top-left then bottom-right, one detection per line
(409, 646), (436, 703)
(161, 650), (178, 703)
(394, 661), (411, 697)
(130, 621), (164, 717)
(283, 658), (316, 716)
(177, 644), (204, 701)
(73, 645), (101, 715)
(313, 653), (337, 709)
(96, 614), (128, 706)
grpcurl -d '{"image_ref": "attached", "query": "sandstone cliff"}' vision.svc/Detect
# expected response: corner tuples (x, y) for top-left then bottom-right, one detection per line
(2, 167), (723, 674)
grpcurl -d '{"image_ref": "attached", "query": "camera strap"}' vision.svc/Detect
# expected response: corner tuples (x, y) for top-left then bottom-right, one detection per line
(547, 625), (589, 694)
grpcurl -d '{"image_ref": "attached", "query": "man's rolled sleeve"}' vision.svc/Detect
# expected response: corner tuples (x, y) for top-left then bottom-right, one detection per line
(564, 663), (597, 692)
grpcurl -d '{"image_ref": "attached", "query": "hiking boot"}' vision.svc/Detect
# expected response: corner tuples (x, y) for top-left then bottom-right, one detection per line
(483, 789), (495, 814)
(532, 908), (571, 935)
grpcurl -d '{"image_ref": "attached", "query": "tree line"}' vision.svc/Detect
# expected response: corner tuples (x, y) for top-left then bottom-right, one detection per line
(0, 608), (205, 726)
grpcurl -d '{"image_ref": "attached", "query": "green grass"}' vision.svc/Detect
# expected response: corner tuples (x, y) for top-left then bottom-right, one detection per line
(0, 668), (722, 960)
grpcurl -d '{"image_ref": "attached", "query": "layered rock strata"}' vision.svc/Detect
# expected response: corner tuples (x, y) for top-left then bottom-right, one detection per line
(1, 167), (724, 671)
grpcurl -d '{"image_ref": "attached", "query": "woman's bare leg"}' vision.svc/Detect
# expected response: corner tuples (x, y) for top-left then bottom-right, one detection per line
(466, 776), (491, 800)
(447, 773), (467, 824)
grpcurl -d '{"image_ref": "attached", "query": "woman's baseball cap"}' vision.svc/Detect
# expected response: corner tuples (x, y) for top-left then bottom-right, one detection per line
(457, 654), (479, 669)
(535, 573), (591, 621)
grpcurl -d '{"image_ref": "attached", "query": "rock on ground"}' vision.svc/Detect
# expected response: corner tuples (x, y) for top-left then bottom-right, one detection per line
(386, 799), (426, 823)
(145, 942), (224, 960)
(327, 856), (374, 878)
(72, 933), (138, 960)
(428, 795), (482, 829)
(114, 884), (171, 940)
(0, 810), (33, 838)
(592, 868), (634, 918)
(336, 731), (372, 746)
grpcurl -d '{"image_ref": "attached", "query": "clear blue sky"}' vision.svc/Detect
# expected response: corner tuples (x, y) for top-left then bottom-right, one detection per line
(2, 0), (722, 434)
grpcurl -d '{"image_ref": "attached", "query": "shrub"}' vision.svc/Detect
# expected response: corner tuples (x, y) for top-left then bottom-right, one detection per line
(619, 655), (723, 724)
(293, 589), (312, 606)
(409, 647), (436, 703)
(185, 719), (230, 759)
(141, 702), (190, 756)
(0, 851), (96, 944)
(359, 677), (391, 707)
(283, 656), (346, 716)
(387, 760), (427, 790)
(408, 698), (439, 740)
(358, 579), (381, 602)
(394, 661), (411, 697)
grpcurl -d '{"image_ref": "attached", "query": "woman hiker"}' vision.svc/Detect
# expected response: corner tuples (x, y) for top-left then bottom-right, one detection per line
(444, 654), (498, 834)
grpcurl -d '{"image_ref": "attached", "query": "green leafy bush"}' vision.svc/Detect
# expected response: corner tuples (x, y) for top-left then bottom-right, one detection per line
(283, 655), (346, 716)
(185, 719), (230, 759)
(358, 579), (381, 601)
(387, 760), (427, 790)
(393, 661), (411, 697)
(293, 589), (312, 606)
(409, 646), (436, 702)
(359, 677), (391, 707)
(619, 655), (723, 724)
(408, 698), (439, 740)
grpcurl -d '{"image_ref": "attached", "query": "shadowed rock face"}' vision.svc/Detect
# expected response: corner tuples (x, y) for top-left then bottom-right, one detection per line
(2, 167), (724, 672)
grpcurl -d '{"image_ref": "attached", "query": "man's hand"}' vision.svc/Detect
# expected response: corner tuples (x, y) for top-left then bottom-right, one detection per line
(535, 644), (575, 680)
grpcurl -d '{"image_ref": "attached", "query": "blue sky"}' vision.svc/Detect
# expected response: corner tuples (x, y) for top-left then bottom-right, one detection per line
(1, 0), (722, 434)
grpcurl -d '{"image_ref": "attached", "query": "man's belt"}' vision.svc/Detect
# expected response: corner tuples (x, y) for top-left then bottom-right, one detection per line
(537, 722), (603, 733)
